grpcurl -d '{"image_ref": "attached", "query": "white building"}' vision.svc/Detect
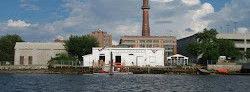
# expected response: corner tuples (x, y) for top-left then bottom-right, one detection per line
(166, 54), (189, 66)
(14, 42), (66, 66)
(82, 47), (165, 67)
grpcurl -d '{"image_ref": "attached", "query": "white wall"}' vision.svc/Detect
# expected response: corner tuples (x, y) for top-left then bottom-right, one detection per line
(83, 48), (164, 67)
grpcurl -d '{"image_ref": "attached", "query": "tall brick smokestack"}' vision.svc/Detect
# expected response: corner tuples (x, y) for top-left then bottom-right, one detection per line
(142, 0), (150, 36)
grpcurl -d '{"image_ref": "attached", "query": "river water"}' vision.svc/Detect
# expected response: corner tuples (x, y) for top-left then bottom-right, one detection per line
(0, 74), (249, 92)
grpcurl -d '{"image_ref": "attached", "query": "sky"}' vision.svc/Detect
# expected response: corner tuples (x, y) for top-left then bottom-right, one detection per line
(0, 0), (249, 45)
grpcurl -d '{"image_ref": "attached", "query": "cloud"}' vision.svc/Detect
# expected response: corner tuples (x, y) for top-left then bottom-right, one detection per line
(237, 27), (248, 33)
(112, 40), (119, 45)
(20, 4), (40, 11)
(181, 0), (200, 6)
(205, 0), (250, 34)
(7, 19), (31, 27)
(20, 0), (39, 3)
(2, 0), (250, 42)
(151, 0), (174, 2)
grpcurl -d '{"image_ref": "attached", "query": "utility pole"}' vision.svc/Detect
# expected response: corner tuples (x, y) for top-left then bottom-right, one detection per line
(220, 26), (223, 33)
(234, 22), (238, 33)
(109, 52), (114, 75)
(226, 24), (230, 33)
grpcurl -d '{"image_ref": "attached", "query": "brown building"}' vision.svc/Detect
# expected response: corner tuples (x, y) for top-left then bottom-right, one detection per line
(120, 36), (177, 56)
(91, 29), (112, 47)
(54, 39), (67, 43)
(119, 0), (177, 59)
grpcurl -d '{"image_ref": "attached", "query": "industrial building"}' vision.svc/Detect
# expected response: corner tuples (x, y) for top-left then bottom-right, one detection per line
(177, 33), (250, 61)
(14, 42), (66, 66)
(82, 47), (165, 67)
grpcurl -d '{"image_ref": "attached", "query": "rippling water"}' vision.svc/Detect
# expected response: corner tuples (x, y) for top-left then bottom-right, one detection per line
(0, 74), (249, 92)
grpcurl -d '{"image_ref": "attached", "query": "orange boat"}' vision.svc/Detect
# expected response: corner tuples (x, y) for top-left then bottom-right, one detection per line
(218, 69), (228, 74)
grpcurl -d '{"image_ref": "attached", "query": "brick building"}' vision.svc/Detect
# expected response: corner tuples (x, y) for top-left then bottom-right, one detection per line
(120, 36), (177, 56)
(90, 29), (112, 47)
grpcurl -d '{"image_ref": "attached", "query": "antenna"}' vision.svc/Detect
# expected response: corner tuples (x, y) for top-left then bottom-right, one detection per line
(226, 24), (230, 33)
(220, 26), (223, 33)
(234, 22), (238, 33)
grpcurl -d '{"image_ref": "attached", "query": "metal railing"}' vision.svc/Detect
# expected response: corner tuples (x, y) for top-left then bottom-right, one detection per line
(165, 60), (199, 66)
(0, 61), (14, 66)
(50, 60), (84, 67)
(207, 60), (245, 65)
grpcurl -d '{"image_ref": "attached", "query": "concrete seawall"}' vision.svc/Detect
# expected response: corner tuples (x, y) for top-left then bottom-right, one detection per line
(0, 66), (198, 74)
(207, 65), (242, 72)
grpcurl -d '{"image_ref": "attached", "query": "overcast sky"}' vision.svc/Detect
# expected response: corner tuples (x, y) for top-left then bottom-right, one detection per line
(0, 0), (249, 45)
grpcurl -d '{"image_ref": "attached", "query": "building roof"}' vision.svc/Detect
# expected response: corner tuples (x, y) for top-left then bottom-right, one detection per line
(121, 36), (176, 38)
(217, 33), (250, 39)
(167, 54), (189, 59)
(15, 42), (65, 50)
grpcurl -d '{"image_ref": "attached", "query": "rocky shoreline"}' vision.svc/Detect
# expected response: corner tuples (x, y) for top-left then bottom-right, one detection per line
(0, 67), (199, 75)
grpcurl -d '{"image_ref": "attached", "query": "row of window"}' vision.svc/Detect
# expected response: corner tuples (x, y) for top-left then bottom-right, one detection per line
(124, 40), (174, 43)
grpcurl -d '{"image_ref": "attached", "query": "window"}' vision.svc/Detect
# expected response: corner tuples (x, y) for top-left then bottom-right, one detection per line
(165, 46), (174, 56)
(147, 45), (152, 48)
(232, 39), (244, 44)
(165, 46), (174, 50)
(166, 52), (173, 56)
(165, 41), (174, 43)
(28, 56), (32, 65)
(146, 40), (152, 43)
(140, 45), (145, 48)
(247, 40), (250, 44)
(20, 56), (24, 65)
(125, 40), (134, 43)
(154, 40), (159, 43)
(140, 40), (145, 43)
(128, 45), (133, 48)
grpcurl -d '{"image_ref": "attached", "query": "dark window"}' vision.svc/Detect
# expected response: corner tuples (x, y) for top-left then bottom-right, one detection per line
(146, 40), (152, 43)
(28, 56), (32, 65)
(20, 56), (24, 65)
(140, 40), (145, 43)
(125, 40), (134, 43)
(154, 40), (159, 43)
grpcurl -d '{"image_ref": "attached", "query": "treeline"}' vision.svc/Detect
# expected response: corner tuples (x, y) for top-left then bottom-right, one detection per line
(186, 28), (250, 63)
(0, 34), (24, 61)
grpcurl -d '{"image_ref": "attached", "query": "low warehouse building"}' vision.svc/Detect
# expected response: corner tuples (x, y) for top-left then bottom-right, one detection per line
(82, 47), (165, 67)
(14, 42), (66, 66)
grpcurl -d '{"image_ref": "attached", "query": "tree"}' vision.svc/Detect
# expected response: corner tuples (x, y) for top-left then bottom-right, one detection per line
(186, 42), (202, 60)
(64, 35), (98, 60)
(186, 28), (241, 64)
(246, 49), (250, 61)
(54, 53), (76, 61)
(0, 34), (24, 61)
(217, 39), (242, 60)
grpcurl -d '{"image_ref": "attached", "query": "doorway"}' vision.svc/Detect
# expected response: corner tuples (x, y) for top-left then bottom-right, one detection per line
(136, 56), (143, 66)
(115, 56), (121, 65)
(99, 56), (105, 62)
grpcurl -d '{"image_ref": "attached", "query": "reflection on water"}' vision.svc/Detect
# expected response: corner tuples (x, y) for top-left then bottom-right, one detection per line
(0, 74), (249, 92)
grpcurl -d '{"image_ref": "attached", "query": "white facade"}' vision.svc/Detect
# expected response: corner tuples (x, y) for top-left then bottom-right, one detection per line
(82, 47), (165, 67)
(166, 54), (189, 65)
(14, 42), (66, 66)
